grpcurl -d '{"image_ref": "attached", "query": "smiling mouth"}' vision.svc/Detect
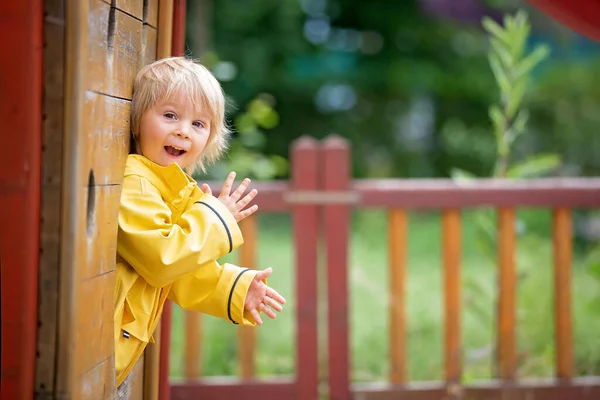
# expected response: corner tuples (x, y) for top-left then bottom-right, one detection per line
(165, 145), (187, 156)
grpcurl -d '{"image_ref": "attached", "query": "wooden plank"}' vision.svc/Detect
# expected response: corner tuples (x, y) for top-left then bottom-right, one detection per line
(144, 331), (160, 400)
(497, 208), (516, 380)
(36, 7), (65, 394)
(82, 91), (131, 186)
(57, 0), (89, 396)
(172, 0), (186, 55)
(238, 215), (257, 379)
(291, 137), (320, 400)
(141, 24), (158, 68)
(116, 0), (144, 20)
(145, 0), (159, 28)
(159, 306), (173, 400)
(36, 186), (61, 394)
(146, 3), (168, 397)
(0, 1), (43, 398)
(45, 0), (65, 20)
(322, 136), (351, 400)
(88, 0), (142, 99)
(352, 378), (600, 400)
(185, 311), (202, 378)
(354, 179), (600, 209)
(74, 272), (116, 376)
(388, 209), (407, 384)
(42, 19), (65, 183)
(442, 209), (461, 383)
(130, 354), (147, 399)
(74, 355), (116, 400)
(157, 0), (173, 58)
(77, 184), (122, 281)
(42, 21), (65, 186)
(171, 379), (296, 400)
(553, 208), (573, 379)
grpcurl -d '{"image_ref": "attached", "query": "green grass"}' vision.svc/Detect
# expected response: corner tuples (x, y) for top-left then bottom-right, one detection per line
(169, 210), (600, 383)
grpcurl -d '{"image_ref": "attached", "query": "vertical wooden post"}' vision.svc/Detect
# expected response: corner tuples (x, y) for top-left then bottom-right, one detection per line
(56, 0), (88, 397)
(291, 136), (320, 400)
(322, 135), (351, 400)
(184, 311), (201, 379)
(0, 0), (43, 398)
(157, 1), (177, 399)
(553, 208), (573, 380)
(443, 210), (462, 388)
(157, 0), (174, 59)
(172, 0), (187, 56)
(497, 208), (517, 380)
(389, 209), (407, 384)
(238, 215), (258, 379)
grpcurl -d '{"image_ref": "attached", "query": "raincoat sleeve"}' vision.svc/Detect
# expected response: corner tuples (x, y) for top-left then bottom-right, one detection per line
(117, 174), (244, 288)
(168, 261), (261, 325)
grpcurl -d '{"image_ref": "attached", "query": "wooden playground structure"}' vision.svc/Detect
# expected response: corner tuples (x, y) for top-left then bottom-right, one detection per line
(2, 0), (600, 399)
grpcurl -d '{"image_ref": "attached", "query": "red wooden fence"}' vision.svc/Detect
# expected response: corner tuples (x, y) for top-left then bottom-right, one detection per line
(160, 135), (600, 400)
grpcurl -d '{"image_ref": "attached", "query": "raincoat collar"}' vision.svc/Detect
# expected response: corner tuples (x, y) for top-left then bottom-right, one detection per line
(125, 155), (196, 202)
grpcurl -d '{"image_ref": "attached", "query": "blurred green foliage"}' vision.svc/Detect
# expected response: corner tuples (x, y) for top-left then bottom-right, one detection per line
(186, 0), (600, 180)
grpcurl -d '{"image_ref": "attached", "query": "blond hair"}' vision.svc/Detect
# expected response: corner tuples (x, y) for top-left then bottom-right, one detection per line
(131, 57), (230, 174)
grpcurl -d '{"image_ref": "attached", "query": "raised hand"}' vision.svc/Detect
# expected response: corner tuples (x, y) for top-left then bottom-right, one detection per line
(201, 171), (258, 222)
(244, 267), (286, 325)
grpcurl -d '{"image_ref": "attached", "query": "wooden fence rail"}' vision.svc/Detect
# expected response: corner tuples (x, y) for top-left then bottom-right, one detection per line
(161, 135), (600, 400)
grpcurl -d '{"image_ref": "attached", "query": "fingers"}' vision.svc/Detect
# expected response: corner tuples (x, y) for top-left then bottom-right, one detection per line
(231, 178), (251, 200)
(201, 183), (212, 196)
(255, 267), (273, 281)
(266, 287), (286, 305)
(250, 308), (263, 325)
(236, 205), (259, 222)
(259, 303), (277, 319)
(236, 188), (258, 211)
(263, 296), (283, 313)
(220, 171), (236, 197)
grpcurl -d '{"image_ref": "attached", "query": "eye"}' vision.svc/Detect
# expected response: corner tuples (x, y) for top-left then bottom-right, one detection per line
(192, 121), (205, 128)
(164, 112), (176, 120)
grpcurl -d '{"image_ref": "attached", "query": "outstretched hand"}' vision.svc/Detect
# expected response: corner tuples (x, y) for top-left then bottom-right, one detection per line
(244, 267), (286, 325)
(201, 171), (258, 222)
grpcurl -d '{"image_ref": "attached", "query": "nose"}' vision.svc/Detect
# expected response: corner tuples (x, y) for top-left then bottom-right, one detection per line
(174, 125), (190, 139)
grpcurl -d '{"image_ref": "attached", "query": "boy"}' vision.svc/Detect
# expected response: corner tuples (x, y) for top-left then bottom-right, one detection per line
(114, 57), (286, 394)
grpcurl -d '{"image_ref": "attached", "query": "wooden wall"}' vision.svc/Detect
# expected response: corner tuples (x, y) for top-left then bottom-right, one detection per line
(36, 0), (164, 398)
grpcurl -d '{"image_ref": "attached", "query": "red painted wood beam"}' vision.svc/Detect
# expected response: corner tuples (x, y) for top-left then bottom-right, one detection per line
(172, 0), (187, 56)
(527, 0), (600, 42)
(0, 0), (43, 399)
(160, 2), (188, 399)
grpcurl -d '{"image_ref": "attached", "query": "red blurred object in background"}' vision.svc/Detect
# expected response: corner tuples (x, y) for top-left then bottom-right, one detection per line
(527, 0), (600, 42)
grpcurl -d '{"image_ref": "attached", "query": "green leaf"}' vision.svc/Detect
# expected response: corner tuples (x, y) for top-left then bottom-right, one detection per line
(506, 153), (561, 178)
(490, 37), (513, 68)
(488, 53), (511, 95)
(489, 104), (504, 131)
(506, 77), (529, 119)
(513, 45), (550, 81)
(509, 10), (530, 60)
(482, 17), (510, 45)
(512, 109), (529, 135)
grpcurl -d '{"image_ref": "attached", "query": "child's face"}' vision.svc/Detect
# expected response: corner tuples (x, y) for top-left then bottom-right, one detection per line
(137, 91), (211, 171)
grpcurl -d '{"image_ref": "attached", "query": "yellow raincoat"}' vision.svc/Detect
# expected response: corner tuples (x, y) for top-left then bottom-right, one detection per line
(114, 154), (260, 385)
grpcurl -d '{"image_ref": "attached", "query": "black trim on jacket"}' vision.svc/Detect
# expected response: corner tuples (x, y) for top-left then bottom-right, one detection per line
(227, 268), (252, 324)
(195, 201), (233, 253)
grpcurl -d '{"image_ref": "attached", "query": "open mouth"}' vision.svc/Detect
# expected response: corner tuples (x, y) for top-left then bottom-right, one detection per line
(164, 145), (187, 157)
